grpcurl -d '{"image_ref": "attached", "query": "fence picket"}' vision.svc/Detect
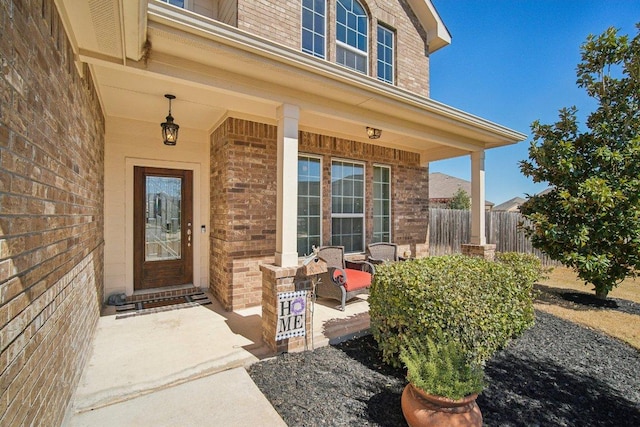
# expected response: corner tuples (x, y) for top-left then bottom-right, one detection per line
(428, 208), (558, 266)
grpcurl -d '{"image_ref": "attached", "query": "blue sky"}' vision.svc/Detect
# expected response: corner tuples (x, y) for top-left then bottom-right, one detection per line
(428, 0), (640, 205)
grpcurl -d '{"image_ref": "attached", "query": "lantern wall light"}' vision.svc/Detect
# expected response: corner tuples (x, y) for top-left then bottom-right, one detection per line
(161, 94), (179, 146)
(366, 126), (381, 139)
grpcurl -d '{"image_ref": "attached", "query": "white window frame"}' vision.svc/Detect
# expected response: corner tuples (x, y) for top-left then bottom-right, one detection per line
(372, 164), (391, 243)
(376, 24), (394, 84)
(297, 154), (323, 256)
(160, 0), (191, 10)
(331, 158), (366, 253)
(335, 0), (369, 74)
(301, 0), (327, 59)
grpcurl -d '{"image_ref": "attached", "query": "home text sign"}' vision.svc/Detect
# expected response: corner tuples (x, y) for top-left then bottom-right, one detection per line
(276, 291), (307, 340)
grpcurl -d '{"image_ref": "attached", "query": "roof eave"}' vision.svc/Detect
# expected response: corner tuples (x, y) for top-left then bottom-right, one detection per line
(147, 2), (524, 146)
(406, 0), (452, 53)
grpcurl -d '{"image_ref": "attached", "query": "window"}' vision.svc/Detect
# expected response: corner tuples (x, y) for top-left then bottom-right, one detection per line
(297, 156), (322, 255)
(302, 0), (326, 59)
(373, 165), (391, 242)
(161, 0), (187, 8)
(331, 160), (364, 252)
(377, 25), (394, 84)
(336, 0), (368, 74)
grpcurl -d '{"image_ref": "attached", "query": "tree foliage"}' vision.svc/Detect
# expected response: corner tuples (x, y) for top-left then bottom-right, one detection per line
(447, 188), (471, 210)
(520, 24), (640, 299)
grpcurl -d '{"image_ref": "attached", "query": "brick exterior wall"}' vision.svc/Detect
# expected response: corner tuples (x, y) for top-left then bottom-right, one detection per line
(0, 1), (105, 425)
(237, 0), (299, 48)
(210, 117), (429, 309)
(236, 0), (430, 97)
(299, 131), (429, 254)
(210, 118), (278, 310)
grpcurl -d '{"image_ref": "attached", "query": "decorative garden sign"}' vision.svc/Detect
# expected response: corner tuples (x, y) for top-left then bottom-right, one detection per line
(276, 291), (307, 340)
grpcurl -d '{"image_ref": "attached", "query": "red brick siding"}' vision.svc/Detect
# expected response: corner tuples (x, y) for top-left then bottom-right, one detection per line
(299, 131), (429, 249)
(236, 0), (430, 97)
(210, 118), (428, 309)
(0, 0), (105, 425)
(210, 118), (277, 310)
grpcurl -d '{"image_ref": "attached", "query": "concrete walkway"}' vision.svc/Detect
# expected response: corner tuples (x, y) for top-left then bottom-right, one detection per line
(63, 293), (370, 426)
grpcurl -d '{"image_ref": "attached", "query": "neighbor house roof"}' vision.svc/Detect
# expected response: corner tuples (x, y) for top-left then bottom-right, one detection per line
(493, 197), (526, 212)
(429, 172), (494, 207)
(429, 172), (470, 199)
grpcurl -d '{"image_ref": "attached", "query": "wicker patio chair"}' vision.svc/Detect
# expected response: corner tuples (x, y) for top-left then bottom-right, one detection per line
(366, 242), (406, 264)
(315, 246), (375, 311)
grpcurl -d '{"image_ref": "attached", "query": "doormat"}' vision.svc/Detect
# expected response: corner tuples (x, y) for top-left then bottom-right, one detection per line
(115, 292), (211, 319)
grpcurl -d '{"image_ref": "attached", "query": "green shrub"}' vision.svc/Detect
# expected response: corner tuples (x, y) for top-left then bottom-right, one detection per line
(369, 253), (543, 367)
(400, 336), (485, 400)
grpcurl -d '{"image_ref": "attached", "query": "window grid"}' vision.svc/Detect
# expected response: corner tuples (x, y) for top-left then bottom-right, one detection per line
(331, 160), (365, 253)
(373, 165), (391, 243)
(377, 25), (394, 84)
(297, 156), (322, 256)
(302, 0), (326, 59)
(336, 0), (368, 74)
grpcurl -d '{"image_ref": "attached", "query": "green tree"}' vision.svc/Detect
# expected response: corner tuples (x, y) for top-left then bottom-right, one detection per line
(520, 24), (640, 299)
(448, 188), (471, 210)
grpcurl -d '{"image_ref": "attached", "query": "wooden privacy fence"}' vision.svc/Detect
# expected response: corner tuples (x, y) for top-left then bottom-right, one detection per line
(429, 208), (558, 266)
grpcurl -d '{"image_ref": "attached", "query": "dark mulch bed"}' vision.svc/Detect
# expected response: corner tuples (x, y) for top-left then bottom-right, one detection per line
(248, 311), (640, 426)
(534, 283), (640, 316)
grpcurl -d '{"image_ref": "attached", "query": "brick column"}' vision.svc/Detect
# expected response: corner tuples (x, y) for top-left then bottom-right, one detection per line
(461, 243), (496, 261)
(260, 259), (327, 353)
(260, 264), (311, 353)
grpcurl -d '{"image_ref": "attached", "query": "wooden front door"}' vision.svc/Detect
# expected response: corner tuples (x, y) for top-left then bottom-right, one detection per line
(134, 167), (193, 290)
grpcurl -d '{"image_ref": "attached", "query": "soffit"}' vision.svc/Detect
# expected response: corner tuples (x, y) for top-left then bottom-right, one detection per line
(58, 1), (523, 164)
(57, 0), (123, 60)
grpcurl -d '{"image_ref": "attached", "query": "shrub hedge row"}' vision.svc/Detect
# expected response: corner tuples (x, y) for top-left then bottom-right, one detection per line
(369, 253), (543, 367)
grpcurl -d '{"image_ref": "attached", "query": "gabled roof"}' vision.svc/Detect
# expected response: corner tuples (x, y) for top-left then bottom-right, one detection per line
(429, 172), (494, 206)
(407, 0), (452, 53)
(536, 187), (554, 196)
(493, 197), (526, 212)
(429, 172), (471, 199)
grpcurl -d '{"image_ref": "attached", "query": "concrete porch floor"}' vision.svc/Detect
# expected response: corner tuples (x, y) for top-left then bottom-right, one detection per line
(62, 292), (371, 426)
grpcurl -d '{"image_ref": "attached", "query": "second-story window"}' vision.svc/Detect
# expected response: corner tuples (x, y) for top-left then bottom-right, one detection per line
(377, 25), (394, 84)
(302, 0), (326, 59)
(161, 0), (187, 8)
(336, 0), (368, 74)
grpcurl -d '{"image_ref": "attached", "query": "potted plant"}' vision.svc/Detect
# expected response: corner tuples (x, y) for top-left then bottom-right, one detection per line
(399, 336), (485, 427)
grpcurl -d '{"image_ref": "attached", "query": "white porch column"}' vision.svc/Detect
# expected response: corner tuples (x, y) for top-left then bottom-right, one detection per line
(275, 104), (300, 267)
(470, 150), (486, 245)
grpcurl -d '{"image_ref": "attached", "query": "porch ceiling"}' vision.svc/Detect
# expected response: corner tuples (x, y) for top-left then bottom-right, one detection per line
(57, 0), (526, 164)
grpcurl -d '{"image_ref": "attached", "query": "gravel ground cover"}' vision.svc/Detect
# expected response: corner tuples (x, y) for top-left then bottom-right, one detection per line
(248, 310), (640, 426)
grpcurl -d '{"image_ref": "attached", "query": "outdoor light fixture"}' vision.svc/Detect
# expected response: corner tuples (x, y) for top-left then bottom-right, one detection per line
(161, 94), (179, 146)
(366, 126), (381, 139)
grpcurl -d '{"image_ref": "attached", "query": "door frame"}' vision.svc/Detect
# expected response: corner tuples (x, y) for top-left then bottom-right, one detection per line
(125, 158), (202, 296)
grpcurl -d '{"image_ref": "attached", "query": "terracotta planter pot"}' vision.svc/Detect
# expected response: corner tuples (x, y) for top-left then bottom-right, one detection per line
(401, 383), (483, 427)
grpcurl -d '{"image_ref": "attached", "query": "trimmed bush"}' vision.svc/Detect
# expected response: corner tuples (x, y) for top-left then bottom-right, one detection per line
(369, 253), (542, 367)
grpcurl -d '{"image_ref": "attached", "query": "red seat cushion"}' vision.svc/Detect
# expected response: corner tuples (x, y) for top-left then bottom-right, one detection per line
(342, 268), (372, 291)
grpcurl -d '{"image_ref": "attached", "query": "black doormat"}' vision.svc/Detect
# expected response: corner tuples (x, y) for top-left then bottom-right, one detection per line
(115, 292), (211, 318)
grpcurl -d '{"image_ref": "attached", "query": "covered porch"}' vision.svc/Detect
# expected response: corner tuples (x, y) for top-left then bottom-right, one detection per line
(58, 1), (525, 311)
